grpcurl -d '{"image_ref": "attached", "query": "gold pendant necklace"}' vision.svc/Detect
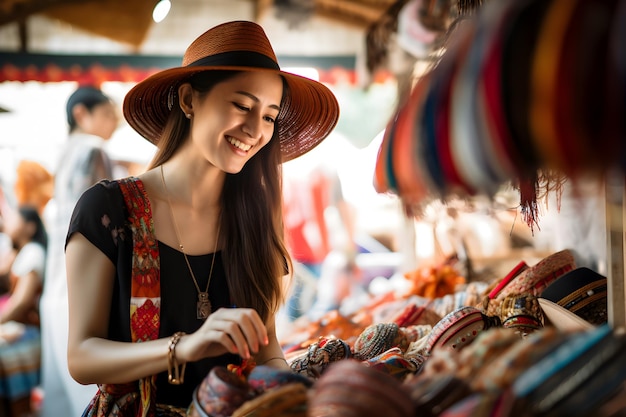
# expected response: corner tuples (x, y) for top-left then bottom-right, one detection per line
(160, 164), (220, 320)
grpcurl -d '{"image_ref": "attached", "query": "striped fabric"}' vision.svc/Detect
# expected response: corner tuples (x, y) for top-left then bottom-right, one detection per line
(0, 325), (41, 414)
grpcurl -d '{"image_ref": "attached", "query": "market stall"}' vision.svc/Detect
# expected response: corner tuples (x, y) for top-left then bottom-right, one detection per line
(371, 0), (626, 328)
(243, 0), (625, 415)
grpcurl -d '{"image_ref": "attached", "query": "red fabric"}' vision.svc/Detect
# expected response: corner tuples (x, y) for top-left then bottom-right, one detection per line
(83, 178), (160, 417)
(283, 170), (332, 264)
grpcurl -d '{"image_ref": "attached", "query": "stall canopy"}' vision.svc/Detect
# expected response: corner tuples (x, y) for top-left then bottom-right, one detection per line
(0, 0), (411, 84)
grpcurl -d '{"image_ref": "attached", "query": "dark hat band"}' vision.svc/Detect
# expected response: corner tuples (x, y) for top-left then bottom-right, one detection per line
(187, 51), (280, 70)
(561, 281), (607, 312)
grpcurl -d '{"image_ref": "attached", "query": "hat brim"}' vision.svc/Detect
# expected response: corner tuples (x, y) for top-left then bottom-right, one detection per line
(123, 66), (340, 162)
(538, 298), (594, 332)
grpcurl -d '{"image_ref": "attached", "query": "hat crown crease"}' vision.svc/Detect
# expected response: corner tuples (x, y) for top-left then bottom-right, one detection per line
(182, 22), (277, 67)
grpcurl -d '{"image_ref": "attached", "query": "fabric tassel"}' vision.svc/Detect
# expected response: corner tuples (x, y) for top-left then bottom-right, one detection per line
(518, 173), (540, 235)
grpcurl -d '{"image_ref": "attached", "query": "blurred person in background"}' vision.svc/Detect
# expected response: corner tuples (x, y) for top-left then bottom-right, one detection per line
(0, 205), (48, 417)
(0, 205), (47, 325)
(0, 183), (16, 296)
(40, 85), (118, 417)
(282, 163), (360, 322)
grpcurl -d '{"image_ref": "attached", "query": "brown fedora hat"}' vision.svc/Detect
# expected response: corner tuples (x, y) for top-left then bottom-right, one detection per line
(123, 20), (340, 162)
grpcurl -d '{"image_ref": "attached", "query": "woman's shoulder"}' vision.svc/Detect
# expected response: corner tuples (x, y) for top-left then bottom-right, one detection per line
(80, 177), (144, 203)
(75, 176), (153, 220)
(87, 177), (122, 192)
(75, 179), (118, 206)
(74, 178), (141, 218)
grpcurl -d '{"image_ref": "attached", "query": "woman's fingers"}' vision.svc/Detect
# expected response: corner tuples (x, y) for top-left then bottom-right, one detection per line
(214, 316), (253, 358)
(199, 308), (268, 359)
(236, 308), (269, 351)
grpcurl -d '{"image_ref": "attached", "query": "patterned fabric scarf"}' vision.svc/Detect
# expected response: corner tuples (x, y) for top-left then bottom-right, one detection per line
(82, 178), (161, 417)
(121, 178), (161, 416)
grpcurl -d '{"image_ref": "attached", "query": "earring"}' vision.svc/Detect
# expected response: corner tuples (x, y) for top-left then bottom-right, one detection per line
(167, 86), (176, 111)
(186, 113), (192, 119)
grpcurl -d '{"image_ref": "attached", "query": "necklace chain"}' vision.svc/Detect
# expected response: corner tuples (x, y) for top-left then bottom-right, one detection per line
(160, 164), (220, 319)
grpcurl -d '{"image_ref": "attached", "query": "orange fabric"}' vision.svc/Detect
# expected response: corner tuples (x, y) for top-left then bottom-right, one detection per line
(14, 160), (53, 215)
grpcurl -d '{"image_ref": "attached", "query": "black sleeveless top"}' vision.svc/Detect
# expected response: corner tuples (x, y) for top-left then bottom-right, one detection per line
(67, 179), (239, 408)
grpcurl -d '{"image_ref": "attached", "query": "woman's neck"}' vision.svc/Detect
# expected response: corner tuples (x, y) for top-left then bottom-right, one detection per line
(159, 157), (224, 212)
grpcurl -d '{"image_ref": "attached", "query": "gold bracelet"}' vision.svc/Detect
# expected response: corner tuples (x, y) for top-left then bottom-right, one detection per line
(168, 332), (186, 385)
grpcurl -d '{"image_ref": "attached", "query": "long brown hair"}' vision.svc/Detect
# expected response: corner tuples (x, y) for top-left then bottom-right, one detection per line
(149, 71), (292, 322)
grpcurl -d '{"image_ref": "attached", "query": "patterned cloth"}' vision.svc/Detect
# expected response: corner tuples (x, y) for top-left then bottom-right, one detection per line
(246, 366), (313, 393)
(353, 323), (403, 360)
(485, 250), (575, 316)
(0, 325), (40, 416)
(308, 359), (414, 417)
(193, 367), (251, 417)
(82, 178), (161, 417)
(424, 306), (501, 356)
(289, 337), (352, 378)
(362, 347), (422, 379)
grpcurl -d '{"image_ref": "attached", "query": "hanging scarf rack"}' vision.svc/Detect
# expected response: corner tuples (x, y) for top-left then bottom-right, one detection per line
(374, 0), (626, 327)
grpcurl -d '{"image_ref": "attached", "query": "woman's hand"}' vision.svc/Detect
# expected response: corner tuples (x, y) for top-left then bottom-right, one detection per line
(178, 307), (269, 363)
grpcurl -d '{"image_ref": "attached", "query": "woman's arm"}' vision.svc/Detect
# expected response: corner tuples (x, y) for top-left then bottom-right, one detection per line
(66, 232), (172, 385)
(0, 247), (16, 278)
(251, 317), (290, 370)
(0, 269), (40, 324)
(67, 232), (275, 385)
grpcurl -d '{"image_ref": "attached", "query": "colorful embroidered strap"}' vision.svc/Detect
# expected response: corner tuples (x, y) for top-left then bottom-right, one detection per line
(119, 177), (161, 417)
(82, 178), (161, 417)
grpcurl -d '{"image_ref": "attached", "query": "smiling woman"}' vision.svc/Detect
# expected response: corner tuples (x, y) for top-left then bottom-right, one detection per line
(173, 71), (284, 173)
(63, 20), (339, 416)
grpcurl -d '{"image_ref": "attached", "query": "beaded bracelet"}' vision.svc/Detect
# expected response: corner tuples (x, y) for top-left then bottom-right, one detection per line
(168, 331), (186, 385)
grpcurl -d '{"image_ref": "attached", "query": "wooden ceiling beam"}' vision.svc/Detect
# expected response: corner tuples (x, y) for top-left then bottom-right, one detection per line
(0, 0), (84, 26)
(314, 0), (392, 27)
(333, 0), (396, 6)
